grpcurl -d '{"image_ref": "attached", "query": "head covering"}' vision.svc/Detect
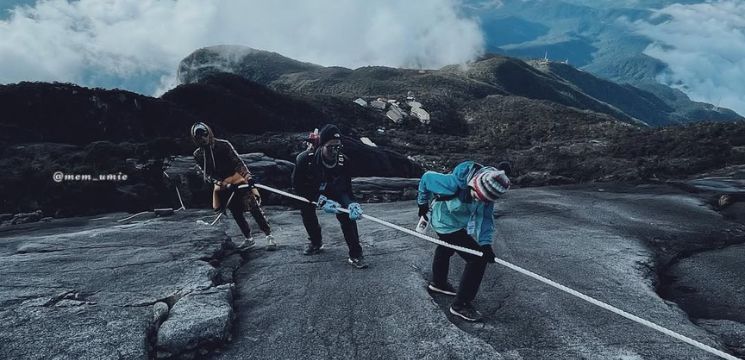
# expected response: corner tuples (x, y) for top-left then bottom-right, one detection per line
(306, 128), (320, 149)
(468, 168), (510, 202)
(190, 122), (214, 146)
(318, 124), (341, 146)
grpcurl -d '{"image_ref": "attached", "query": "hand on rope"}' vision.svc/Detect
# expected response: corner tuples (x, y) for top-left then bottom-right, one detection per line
(318, 195), (341, 214)
(348, 203), (363, 221)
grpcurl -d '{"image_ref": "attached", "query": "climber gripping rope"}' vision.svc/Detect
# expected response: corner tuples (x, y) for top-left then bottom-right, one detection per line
(292, 124), (368, 269)
(417, 161), (510, 322)
(292, 129), (325, 255)
(191, 122), (277, 251)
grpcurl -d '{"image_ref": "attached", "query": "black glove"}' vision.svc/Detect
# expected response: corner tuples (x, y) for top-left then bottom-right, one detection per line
(481, 245), (496, 263)
(418, 204), (429, 219)
(246, 177), (256, 189)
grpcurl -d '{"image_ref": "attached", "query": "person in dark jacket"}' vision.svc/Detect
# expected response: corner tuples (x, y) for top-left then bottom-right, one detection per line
(417, 161), (510, 321)
(191, 122), (277, 250)
(292, 124), (367, 268)
(292, 129), (324, 255)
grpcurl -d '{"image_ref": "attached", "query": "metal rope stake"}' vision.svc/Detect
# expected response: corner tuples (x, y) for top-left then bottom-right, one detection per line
(163, 171), (187, 211)
(255, 183), (741, 360)
(209, 184), (249, 226)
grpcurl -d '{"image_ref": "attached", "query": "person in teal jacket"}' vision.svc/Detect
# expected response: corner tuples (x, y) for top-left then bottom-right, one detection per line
(417, 161), (510, 321)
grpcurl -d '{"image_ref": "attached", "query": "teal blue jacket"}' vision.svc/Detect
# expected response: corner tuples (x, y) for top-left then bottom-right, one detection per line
(416, 161), (495, 245)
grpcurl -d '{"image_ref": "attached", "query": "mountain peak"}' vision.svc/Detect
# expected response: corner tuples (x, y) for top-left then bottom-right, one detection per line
(177, 45), (322, 86)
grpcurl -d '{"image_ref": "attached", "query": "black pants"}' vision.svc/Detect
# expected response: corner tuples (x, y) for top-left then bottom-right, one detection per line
(336, 213), (363, 259)
(432, 229), (488, 305)
(299, 201), (322, 246)
(220, 188), (271, 238)
(298, 193), (362, 258)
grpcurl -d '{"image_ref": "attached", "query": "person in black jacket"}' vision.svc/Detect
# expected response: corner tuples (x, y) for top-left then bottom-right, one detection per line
(292, 124), (367, 269)
(292, 130), (324, 255)
(191, 122), (277, 250)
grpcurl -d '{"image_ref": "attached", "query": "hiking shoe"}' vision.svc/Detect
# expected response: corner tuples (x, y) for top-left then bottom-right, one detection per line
(237, 237), (255, 250)
(303, 243), (324, 255)
(428, 282), (457, 296)
(450, 302), (483, 322)
(265, 234), (278, 251)
(348, 257), (368, 269)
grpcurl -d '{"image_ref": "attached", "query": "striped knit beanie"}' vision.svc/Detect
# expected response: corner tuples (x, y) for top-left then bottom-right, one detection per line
(468, 168), (510, 202)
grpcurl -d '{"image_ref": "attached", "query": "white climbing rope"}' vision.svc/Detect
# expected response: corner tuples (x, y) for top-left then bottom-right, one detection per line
(492, 258), (740, 360)
(254, 184), (481, 256)
(117, 211), (150, 222)
(255, 183), (741, 360)
(118, 173), (187, 222)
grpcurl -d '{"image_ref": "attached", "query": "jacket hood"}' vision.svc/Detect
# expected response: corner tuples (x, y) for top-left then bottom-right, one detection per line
(191, 122), (215, 147)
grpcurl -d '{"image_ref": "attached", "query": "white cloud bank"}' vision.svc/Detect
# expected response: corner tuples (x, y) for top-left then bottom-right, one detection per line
(633, 0), (745, 116)
(0, 0), (484, 95)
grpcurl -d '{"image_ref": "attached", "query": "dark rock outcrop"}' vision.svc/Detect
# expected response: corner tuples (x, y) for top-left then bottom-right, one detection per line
(0, 141), (176, 217)
(2, 210), (44, 226)
(352, 177), (419, 203)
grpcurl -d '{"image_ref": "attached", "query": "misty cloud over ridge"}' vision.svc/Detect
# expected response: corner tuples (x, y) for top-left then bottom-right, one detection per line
(0, 0), (484, 95)
(633, 0), (745, 115)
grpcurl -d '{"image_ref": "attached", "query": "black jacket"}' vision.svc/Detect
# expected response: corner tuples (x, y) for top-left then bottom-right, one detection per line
(193, 139), (251, 182)
(292, 149), (355, 206)
(292, 149), (320, 196)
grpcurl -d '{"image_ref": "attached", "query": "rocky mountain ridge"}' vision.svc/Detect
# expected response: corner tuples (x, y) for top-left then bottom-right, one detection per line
(2, 48), (745, 217)
(179, 46), (742, 126)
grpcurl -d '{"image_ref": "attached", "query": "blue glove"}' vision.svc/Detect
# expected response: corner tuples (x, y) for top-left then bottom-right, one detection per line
(317, 195), (340, 214)
(348, 203), (363, 221)
(322, 200), (341, 214)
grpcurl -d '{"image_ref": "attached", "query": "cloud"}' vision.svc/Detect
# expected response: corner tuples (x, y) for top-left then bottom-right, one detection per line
(0, 0), (484, 95)
(633, 0), (745, 116)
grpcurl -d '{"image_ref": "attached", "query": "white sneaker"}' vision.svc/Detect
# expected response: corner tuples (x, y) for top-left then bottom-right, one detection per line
(237, 237), (255, 249)
(265, 234), (278, 251)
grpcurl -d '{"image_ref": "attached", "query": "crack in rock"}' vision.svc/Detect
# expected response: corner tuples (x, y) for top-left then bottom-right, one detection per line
(42, 290), (96, 307)
(152, 247), (247, 359)
(155, 284), (236, 359)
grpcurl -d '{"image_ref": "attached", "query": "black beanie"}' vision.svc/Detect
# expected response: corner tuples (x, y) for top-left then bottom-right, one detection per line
(319, 124), (341, 145)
